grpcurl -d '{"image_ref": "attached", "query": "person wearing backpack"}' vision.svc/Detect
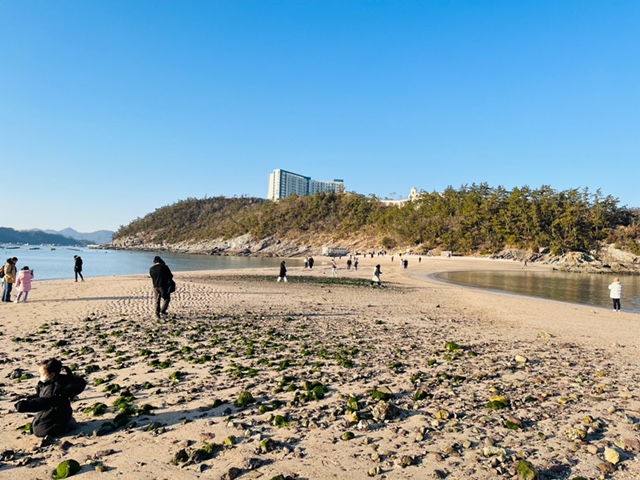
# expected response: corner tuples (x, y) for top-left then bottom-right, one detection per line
(149, 256), (174, 318)
(2, 257), (18, 302)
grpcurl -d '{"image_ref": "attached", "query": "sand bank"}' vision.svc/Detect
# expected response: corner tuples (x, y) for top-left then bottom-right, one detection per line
(1, 255), (639, 479)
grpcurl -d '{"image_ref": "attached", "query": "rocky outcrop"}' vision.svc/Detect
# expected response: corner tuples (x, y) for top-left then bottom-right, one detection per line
(111, 233), (640, 274)
(490, 244), (640, 274)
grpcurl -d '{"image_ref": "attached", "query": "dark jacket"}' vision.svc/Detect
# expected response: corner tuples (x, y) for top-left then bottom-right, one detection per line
(150, 263), (173, 290)
(279, 262), (287, 277)
(15, 368), (86, 437)
(74, 257), (83, 272)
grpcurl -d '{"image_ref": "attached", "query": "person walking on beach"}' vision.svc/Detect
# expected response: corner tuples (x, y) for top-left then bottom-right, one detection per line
(308, 257), (314, 270)
(14, 266), (34, 303)
(331, 258), (337, 277)
(371, 264), (383, 287)
(353, 258), (358, 271)
(149, 256), (174, 318)
(14, 358), (86, 438)
(73, 255), (84, 282)
(277, 261), (288, 282)
(608, 277), (622, 312)
(2, 257), (18, 302)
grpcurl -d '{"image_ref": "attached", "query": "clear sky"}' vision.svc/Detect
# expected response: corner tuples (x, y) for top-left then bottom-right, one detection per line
(1, 1), (638, 232)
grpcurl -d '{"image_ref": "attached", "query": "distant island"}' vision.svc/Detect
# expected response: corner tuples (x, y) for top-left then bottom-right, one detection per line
(0, 227), (114, 247)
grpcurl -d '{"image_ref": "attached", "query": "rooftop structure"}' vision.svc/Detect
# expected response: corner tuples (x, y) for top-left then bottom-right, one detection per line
(380, 188), (421, 206)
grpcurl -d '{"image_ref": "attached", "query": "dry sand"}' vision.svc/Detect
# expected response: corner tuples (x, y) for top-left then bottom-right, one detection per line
(1, 255), (639, 479)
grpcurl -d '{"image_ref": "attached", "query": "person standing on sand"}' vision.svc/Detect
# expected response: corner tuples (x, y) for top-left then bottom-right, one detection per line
(2, 257), (18, 302)
(14, 266), (34, 303)
(277, 261), (288, 282)
(608, 277), (622, 312)
(371, 264), (382, 287)
(73, 255), (84, 282)
(14, 358), (86, 438)
(331, 258), (337, 277)
(149, 256), (174, 318)
(308, 257), (314, 269)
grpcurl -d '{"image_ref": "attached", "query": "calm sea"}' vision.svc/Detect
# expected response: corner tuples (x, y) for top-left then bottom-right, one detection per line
(436, 270), (640, 314)
(1, 247), (297, 281)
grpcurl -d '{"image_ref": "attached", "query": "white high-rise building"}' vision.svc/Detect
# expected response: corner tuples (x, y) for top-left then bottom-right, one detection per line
(268, 169), (344, 201)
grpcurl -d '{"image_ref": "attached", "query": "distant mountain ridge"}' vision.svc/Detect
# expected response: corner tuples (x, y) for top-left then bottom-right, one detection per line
(0, 227), (114, 246)
(42, 228), (114, 245)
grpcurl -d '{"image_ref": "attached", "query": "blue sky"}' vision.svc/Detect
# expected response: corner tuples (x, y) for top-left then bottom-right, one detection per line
(1, 1), (638, 232)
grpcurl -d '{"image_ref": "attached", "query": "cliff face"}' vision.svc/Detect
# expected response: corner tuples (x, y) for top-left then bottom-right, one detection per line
(110, 232), (383, 258)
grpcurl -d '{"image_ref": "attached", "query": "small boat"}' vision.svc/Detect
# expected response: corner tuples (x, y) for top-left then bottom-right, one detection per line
(28, 247), (40, 250)
(66, 247), (82, 252)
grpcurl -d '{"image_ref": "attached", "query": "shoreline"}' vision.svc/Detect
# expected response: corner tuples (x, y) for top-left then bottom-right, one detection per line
(1, 256), (639, 479)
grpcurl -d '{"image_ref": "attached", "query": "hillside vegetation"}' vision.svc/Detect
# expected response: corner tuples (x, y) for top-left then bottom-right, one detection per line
(113, 184), (639, 257)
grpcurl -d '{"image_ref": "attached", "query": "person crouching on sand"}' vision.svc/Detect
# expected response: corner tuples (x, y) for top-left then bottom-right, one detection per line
(608, 277), (622, 312)
(14, 265), (34, 303)
(14, 358), (86, 438)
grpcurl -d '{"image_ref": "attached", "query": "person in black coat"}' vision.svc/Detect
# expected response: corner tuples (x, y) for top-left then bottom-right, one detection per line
(149, 256), (174, 317)
(15, 358), (86, 438)
(277, 260), (287, 282)
(73, 255), (84, 282)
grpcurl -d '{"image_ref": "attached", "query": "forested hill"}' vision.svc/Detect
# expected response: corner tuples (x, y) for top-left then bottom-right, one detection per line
(112, 185), (639, 258)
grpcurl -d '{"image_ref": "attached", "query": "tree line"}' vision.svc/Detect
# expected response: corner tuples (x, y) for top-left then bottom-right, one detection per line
(113, 185), (639, 255)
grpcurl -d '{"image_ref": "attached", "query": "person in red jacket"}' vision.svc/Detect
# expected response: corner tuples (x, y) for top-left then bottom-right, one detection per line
(14, 358), (86, 437)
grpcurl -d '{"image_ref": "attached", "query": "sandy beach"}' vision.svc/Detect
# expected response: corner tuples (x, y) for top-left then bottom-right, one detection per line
(1, 255), (639, 480)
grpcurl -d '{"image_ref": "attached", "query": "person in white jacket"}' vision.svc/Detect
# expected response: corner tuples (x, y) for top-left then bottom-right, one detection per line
(608, 277), (622, 312)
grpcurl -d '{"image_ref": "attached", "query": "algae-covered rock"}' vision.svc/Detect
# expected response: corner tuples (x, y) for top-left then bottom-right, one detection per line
(505, 416), (524, 430)
(54, 459), (81, 479)
(445, 341), (463, 351)
(516, 460), (539, 480)
(341, 431), (355, 441)
(486, 395), (510, 410)
(235, 391), (255, 408)
(413, 389), (429, 401)
(567, 427), (587, 441)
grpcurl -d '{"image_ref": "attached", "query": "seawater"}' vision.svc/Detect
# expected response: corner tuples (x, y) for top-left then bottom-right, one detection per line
(1, 247), (298, 281)
(436, 270), (640, 314)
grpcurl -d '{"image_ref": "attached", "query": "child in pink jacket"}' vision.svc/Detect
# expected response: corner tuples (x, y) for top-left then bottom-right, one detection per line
(15, 266), (34, 303)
